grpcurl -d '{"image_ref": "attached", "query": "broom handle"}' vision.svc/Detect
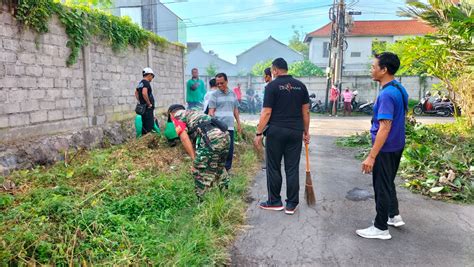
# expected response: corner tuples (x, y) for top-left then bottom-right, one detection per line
(305, 143), (310, 172)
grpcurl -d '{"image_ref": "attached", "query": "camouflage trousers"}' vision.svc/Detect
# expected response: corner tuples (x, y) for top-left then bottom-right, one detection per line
(193, 128), (230, 197)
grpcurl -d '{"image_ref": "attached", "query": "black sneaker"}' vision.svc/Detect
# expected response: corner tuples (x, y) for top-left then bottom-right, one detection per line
(285, 204), (298, 215)
(258, 201), (284, 211)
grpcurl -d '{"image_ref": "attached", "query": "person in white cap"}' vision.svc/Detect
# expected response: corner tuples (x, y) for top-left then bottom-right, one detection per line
(135, 67), (156, 134)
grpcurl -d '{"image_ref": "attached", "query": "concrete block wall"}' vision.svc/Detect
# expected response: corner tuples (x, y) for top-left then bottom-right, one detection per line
(152, 44), (185, 108)
(0, 6), (184, 142)
(186, 74), (440, 103)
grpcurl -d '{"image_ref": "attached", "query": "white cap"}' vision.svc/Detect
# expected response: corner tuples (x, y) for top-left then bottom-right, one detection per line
(142, 67), (154, 76)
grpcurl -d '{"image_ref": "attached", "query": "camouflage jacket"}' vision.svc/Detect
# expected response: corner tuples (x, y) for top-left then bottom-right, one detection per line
(174, 109), (229, 150)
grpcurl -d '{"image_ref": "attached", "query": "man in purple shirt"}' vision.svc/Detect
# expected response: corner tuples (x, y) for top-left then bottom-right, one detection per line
(356, 52), (409, 240)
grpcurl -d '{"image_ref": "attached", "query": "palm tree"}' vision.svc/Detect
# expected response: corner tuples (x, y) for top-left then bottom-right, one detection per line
(400, 0), (473, 124)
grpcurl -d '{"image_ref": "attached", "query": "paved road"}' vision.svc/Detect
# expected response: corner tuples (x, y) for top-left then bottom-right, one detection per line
(241, 114), (455, 137)
(231, 116), (473, 266)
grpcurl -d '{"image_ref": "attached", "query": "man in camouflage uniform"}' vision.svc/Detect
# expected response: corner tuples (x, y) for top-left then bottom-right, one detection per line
(168, 105), (230, 197)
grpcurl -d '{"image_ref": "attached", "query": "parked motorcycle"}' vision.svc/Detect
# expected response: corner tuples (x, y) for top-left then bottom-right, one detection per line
(413, 95), (455, 117)
(358, 100), (374, 115)
(238, 99), (249, 113)
(238, 93), (262, 114)
(309, 93), (323, 113)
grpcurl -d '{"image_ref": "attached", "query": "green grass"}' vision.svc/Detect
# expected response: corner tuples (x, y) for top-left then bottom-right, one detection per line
(336, 117), (474, 203)
(0, 126), (259, 265)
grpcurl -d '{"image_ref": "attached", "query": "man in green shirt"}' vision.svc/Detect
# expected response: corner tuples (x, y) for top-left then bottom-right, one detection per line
(186, 68), (206, 109)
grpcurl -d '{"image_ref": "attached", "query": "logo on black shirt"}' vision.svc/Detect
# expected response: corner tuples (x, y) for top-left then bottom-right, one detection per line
(279, 83), (301, 92)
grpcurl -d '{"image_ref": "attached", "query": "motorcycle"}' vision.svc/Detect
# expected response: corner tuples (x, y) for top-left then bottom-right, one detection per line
(358, 100), (374, 115)
(309, 93), (323, 113)
(413, 96), (454, 117)
(238, 94), (261, 114)
(238, 98), (249, 113)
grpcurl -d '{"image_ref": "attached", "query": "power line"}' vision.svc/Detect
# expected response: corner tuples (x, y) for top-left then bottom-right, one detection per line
(150, 4), (332, 32)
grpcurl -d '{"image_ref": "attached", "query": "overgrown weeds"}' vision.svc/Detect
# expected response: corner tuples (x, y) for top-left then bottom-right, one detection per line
(0, 126), (259, 265)
(337, 118), (473, 203)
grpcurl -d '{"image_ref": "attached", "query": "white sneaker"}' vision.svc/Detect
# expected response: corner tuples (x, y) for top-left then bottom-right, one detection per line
(356, 225), (392, 240)
(387, 215), (405, 227)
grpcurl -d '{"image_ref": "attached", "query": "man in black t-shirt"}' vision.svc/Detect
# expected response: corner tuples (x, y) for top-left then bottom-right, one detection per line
(254, 58), (310, 215)
(135, 67), (156, 135)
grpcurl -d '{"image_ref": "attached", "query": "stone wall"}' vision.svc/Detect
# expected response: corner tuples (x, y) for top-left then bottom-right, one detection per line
(186, 75), (440, 103)
(0, 7), (185, 143)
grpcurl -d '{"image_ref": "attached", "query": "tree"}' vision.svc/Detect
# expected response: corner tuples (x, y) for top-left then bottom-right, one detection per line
(250, 59), (273, 77)
(288, 60), (324, 77)
(61, 0), (112, 8)
(251, 59), (324, 77)
(288, 26), (309, 59)
(391, 0), (474, 124)
(206, 63), (218, 77)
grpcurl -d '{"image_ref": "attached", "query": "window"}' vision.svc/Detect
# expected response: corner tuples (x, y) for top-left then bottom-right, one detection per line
(120, 7), (142, 27)
(322, 42), (329, 58)
(350, 52), (361, 57)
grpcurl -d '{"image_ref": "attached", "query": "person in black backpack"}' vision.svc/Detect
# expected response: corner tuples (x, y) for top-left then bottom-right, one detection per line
(135, 67), (156, 135)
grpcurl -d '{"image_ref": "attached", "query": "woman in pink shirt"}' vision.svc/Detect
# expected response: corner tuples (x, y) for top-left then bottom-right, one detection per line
(329, 86), (339, 116)
(233, 83), (242, 103)
(343, 87), (353, 116)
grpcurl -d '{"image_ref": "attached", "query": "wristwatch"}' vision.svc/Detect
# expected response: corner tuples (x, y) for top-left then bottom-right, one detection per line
(256, 132), (263, 136)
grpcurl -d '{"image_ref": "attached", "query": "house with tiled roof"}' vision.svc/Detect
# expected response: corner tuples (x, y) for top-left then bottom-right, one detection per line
(304, 20), (435, 74)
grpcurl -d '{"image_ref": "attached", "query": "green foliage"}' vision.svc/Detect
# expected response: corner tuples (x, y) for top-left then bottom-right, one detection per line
(338, 118), (474, 203)
(288, 60), (324, 77)
(408, 98), (419, 110)
(398, 0), (474, 125)
(14, 0), (168, 66)
(15, 0), (55, 34)
(288, 26), (309, 59)
(336, 131), (371, 148)
(250, 59), (324, 77)
(251, 59), (273, 77)
(62, 0), (112, 8)
(372, 36), (443, 76)
(0, 128), (259, 265)
(206, 63), (218, 77)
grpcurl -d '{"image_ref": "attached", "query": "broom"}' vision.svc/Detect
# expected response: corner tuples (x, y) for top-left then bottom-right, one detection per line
(304, 143), (316, 206)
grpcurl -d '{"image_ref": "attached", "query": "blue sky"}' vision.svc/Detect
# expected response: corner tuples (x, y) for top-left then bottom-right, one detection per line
(164, 0), (409, 63)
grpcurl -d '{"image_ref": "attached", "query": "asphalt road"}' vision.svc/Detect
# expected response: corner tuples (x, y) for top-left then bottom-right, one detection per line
(231, 116), (473, 266)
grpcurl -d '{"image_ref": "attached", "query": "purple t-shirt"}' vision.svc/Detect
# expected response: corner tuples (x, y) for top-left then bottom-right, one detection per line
(370, 80), (409, 152)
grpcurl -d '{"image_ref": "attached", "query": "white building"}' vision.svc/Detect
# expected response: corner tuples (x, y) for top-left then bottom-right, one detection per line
(185, 42), (238, 75)
(304, 20), (435, 74)
(111, 0), (186, 44)
(235, 36), (304, 74)
(185, 36), (304, 76)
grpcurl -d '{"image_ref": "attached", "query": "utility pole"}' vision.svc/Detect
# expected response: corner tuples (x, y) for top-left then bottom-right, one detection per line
(324, 0), (337, 112)
(333, 0), (346, 115)
(325, 0), (345, 115)
(324, 0), (360, 114)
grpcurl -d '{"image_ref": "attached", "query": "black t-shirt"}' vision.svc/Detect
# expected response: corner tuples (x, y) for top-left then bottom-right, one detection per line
(263, 75), (310, 131)
(136, 79), (155, 109)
